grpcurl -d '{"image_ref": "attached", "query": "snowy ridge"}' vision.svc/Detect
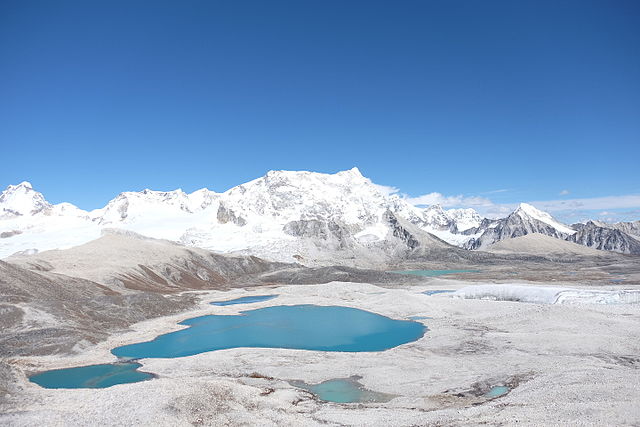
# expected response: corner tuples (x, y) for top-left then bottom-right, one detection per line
(1, 169), (472, 261)
(1, 169), (635, 260)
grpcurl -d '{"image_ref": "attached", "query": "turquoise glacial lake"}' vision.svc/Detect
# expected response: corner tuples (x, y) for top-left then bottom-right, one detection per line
(211, 294), (278, 306)
(31, 305), (426, 388)
(29, 363), (153, 389)
(291, 377), (395, 403)
(391, 269), (479, 277)
(112, 305), (426, 359)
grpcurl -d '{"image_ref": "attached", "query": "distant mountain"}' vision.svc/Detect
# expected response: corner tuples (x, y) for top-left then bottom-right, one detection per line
(584, 220), (640, 238)
(463, 204), (640, 255)
(568, 221), (640, 254)
(464, 203), (576, 250)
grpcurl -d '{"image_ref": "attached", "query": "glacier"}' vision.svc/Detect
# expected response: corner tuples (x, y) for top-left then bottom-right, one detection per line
(452, 284), (640, 305)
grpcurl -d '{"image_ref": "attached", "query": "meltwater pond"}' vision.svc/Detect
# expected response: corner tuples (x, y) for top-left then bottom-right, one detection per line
(211, 294), (278, 306)
(29, 363), (153, 389)
(290, 377), (395, 403)
(112, 305), (426, 359)
(485, 385), (510, 398)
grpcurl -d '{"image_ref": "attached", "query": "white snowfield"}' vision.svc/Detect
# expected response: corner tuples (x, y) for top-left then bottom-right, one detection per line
(452, 284), (640, 305)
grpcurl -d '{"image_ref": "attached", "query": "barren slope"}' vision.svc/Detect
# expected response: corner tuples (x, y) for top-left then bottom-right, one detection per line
(487, 233), (607, 257)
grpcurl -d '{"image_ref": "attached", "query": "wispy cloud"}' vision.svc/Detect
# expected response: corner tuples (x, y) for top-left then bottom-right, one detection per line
(371, 183), (400, 196)
(559, 189), (570, 195)
(481, 189), (509, 195)
(402, 190), (640, 223)
(406, 192), (494, 208)
(527, 194), (640, 212)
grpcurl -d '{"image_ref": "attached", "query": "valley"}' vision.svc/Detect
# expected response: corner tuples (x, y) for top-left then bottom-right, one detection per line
(1, 170), (639, 425)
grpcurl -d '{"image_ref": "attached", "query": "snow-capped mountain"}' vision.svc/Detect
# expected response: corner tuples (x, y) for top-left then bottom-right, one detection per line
(0, 169), (481, 263)
(464, 203), (576, 250)
(0, 182), (52, 218)
(1, 170), (637, 261)
(462, 204), (640, 255)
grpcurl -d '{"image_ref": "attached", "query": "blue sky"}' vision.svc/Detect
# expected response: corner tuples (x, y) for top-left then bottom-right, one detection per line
(1, 1), (639, 222)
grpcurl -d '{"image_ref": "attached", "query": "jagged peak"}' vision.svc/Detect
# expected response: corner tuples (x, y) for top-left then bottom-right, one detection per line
(425, 203), (444, 211)
(3, 181), (34, 193)
(16, 181), (33, 190)
(337, 166), (363, 177)
(110, 187), (188, 200)
(448, 207), (480, 215)
(514, 203), (555, 220)
(141, 188), (186, 196)
(515, 202), (541, 214)
(190, 187), (215, 194)
(261, 167), (365, 179)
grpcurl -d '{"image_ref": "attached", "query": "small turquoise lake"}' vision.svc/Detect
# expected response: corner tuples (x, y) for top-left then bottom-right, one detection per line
(290, 377), (395, 403)
(211, 294), (278, 306)
(390, 269), (479, 277)
(485, 385), (510, 398)
(29, 363), (153, 389)
(31, 305), (426, 389)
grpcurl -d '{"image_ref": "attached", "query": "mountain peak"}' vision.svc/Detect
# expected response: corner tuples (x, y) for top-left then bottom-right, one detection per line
(3, 181), (33, 193)
(338, 167), (363, 177)
(0, 181), (51, 216)
(514, 203), (575, 235)
(16, 181), (33, 189)
(516, 202), (540, 214)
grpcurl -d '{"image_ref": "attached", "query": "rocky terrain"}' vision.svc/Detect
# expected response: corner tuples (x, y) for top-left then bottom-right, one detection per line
(568, 220), (640, 254)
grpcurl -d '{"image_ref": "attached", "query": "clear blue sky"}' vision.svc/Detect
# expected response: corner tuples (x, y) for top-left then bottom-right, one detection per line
(1, 1), (639, 220)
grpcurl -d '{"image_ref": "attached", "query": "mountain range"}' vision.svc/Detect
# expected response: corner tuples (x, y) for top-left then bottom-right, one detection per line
(1, 168), (639, 263)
